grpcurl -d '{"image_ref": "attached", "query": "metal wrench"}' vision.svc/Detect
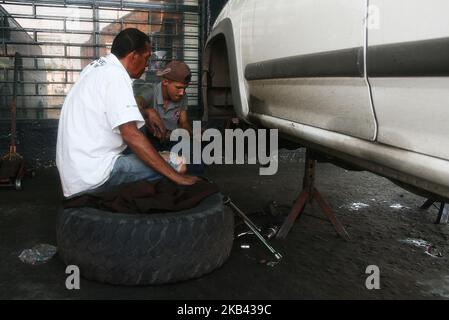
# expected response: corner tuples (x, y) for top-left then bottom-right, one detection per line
(223, 196), (283, 261)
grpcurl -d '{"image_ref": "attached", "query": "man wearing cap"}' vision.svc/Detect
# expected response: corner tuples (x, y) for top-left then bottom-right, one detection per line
(56, 29), (199, 199)
(132, 61), (204, 175)
(134, 60), (193, 148)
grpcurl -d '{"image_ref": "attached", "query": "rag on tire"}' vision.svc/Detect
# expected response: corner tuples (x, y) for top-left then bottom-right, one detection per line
(62, 179), (219, 214)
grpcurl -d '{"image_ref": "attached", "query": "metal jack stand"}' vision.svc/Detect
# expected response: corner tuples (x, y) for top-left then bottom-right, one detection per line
(276, 149), (350, 240)
(420, 199), (448, 224)
(224, 196), (283, 261)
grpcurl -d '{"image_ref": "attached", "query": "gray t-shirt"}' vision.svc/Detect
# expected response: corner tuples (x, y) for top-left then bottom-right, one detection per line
(133, 82), (188, 131)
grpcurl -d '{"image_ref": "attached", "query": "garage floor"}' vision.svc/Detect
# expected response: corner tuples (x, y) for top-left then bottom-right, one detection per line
(1, 149), (449, 300)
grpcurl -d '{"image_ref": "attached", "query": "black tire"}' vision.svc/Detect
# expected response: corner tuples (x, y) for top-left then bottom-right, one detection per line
(56, 193), (234, 285)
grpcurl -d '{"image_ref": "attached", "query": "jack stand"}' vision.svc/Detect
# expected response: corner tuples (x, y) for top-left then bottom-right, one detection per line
(420, 199), (448, 224)
(276, 149), (350, 240)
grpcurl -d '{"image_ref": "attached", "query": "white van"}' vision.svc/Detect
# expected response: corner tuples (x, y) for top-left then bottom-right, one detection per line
(202, 0), (449, 201)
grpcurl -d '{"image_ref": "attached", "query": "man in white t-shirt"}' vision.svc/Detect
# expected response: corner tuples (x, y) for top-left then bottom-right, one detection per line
(56, 28), (199, 198)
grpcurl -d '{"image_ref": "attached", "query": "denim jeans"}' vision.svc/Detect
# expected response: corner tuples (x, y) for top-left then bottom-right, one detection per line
(67, 153), (179, 198)
(101, 153), (164, 188)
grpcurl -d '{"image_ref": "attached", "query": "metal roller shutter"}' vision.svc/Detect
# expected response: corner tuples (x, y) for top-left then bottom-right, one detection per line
(0, 0), (201, 120)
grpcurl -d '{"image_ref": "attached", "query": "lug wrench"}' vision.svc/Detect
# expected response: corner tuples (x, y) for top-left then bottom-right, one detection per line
(224, 196), (283, 261)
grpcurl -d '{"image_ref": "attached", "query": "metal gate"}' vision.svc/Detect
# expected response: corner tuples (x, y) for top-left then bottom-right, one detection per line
(0, 0), (201, 120)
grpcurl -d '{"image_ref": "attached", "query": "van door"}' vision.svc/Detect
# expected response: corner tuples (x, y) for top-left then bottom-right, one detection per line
(241, 0), (377, 141)
(368, 0), (449, 160)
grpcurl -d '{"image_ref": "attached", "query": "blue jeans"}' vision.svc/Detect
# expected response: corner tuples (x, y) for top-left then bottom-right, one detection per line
(101, 153), (164, 189)
(68, 154), (175, 198)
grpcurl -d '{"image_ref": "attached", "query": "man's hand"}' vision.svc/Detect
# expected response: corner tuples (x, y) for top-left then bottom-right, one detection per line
(135, 96), (166, 139)
(143, 108), (166, 140)
(174, 174), (201, 186)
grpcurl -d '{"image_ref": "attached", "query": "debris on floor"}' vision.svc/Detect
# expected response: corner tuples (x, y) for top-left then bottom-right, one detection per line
(234, 215), (283, 267)
(18, 244), (57, 265)
(348, 202), (370, 211)
(399, 238), (443, 258)
(390, 204), (410, 210)
(228, 196), (283, 266)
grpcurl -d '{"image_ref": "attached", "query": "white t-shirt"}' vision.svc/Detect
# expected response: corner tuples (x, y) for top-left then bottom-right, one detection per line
(56, 54), (145, 197)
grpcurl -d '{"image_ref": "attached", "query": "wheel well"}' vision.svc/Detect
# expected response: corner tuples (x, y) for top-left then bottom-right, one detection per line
(202, 34), (236, 123)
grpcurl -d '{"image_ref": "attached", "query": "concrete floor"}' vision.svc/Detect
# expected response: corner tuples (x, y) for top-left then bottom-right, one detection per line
(1, 150), (449, 300)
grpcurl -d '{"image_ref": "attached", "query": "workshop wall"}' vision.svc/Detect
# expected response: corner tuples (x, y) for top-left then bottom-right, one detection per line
(0, 119), (58, 168)
(0, 0), (202, 168)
